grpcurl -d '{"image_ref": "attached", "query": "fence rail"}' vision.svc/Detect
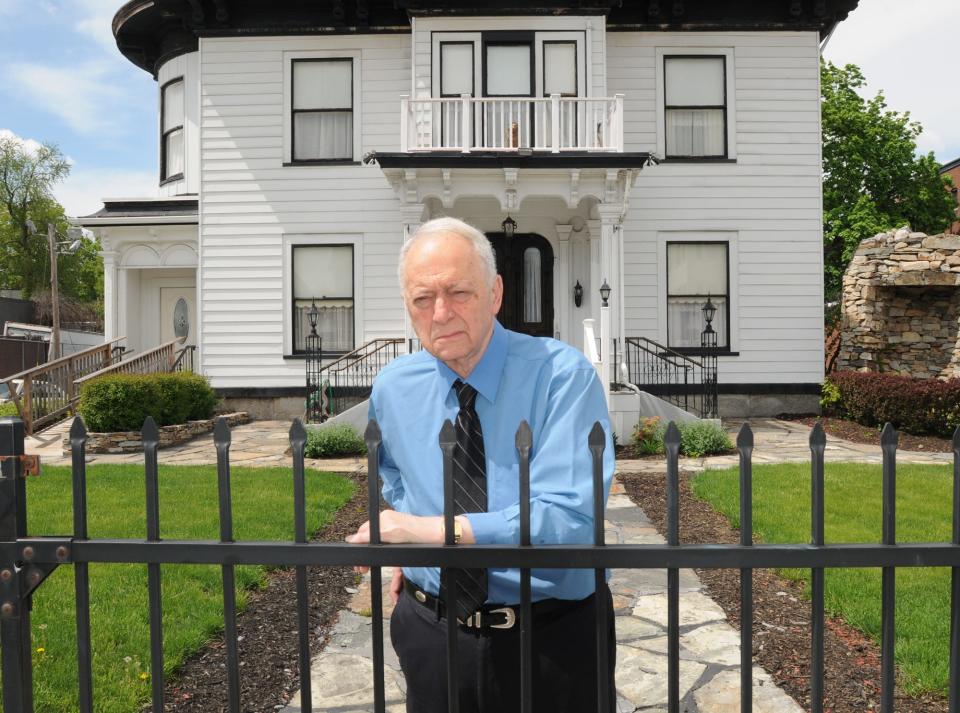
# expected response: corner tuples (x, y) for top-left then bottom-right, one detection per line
(1, 338), (124, 434)
(401, 94), (624, 153)
(0, 417), (958, 713)
(73, 338), (185, 389)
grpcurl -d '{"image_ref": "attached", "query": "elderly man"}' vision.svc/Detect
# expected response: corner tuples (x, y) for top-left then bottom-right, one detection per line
(347, 217), (615, 713)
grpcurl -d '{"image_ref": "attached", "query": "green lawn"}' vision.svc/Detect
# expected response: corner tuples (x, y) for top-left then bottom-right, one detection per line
(14, 464), (353, 713)
(693, 462), (954, 696)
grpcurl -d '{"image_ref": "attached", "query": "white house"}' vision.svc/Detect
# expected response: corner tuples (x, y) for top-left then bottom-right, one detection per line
(79, 0), (860, 420)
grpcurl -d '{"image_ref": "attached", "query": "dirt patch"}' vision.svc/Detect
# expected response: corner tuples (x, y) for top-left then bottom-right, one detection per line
(160, 471), (369, 712)
(618, 471), (947, 713)
(790, 416), (954, 454)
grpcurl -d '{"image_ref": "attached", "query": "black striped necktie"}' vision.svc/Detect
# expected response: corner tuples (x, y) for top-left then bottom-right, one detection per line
(451, 379), (488, 621)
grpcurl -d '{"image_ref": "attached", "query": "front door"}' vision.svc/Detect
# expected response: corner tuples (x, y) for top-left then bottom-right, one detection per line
(486, 233), (554, 337)
(160, 287), (196, 347)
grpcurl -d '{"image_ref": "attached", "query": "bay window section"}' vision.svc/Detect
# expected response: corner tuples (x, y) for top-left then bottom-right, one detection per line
(664, 56), (726, 158)
(161, 78), (184, 181)
(292, 59), (353, 161)
(667, 242), (729, 350)
(293, 245), (354, 354)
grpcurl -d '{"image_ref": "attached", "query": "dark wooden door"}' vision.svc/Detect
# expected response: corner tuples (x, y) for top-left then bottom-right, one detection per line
(486, 233), (554, 337)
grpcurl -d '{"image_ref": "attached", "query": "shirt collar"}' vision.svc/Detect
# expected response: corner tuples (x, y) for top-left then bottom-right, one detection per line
(435, 320), (507, 404)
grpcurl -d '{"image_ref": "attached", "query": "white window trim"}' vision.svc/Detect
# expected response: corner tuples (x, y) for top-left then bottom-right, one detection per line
(657, 231), (738, 352)
(655, 47), (737, 160)
(283, 50), (362, 163)
(534, 32), (586, 98)
(283, 233), (364, 356)
(431, 33), (482, 98)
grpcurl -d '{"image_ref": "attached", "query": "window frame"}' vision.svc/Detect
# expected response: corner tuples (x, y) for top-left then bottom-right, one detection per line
(540, 40), (579, 98)
(665, 240), (731, 353)
(655, 47), (737, 162)
(160, 77), (185, 184)
(290, 243), (357, 357)
(481, 33), (535, 99)
(663, 54), (727, 160)
(290, 57), (355, 164)
(439, 41), (476, 98)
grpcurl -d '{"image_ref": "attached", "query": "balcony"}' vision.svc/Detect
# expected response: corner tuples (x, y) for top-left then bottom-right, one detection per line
(400, 95), (624, 153)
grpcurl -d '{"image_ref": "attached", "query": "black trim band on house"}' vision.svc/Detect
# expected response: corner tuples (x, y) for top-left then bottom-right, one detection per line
(78, 198), (199, 221)
(369, 151), (655, 169)
(217, 387), (308, 399)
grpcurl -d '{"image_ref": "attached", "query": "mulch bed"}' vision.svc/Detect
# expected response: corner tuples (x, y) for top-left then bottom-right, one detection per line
(790, 415), (954, 454)
(618, 471), (948, 713)
(160, 470), (370, 712)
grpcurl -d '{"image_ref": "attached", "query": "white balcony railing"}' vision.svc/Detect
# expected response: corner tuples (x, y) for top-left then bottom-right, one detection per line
(400, 94), (624, 153)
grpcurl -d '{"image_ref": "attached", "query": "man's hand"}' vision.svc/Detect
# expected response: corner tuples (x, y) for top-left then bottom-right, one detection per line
(346, 510), (475, 574)
(390, 567), (404, 604)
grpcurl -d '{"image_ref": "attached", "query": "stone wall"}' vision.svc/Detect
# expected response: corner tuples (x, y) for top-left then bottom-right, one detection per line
(838, 227), (960, 377)
(63, 412), (250, 454)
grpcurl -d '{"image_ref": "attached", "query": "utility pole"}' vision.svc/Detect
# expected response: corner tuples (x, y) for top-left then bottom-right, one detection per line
(47, 223), (60, 361)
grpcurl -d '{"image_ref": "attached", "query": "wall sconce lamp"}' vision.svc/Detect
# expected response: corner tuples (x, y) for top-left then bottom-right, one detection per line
(599, 280), (611, 308)
(502, 214), (517, 239)
(573, 280), (584, 308)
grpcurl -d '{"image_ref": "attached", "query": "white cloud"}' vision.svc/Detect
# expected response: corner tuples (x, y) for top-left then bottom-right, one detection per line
(4, 60), (125, 135)
(0, 128), (45, 156)
(824, 0), (960, 162)
(74, 0), (122, 51)
(55, 168), (157, 218)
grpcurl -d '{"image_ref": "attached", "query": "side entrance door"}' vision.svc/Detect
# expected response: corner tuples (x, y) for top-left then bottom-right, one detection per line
(159, 287), (197, 347)
(486, 233), (554, 338)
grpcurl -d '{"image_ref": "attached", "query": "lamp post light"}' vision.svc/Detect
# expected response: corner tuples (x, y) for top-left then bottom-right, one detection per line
(700, 295), (719, 418)
(305, 298), (324, 423)
(308, 298), (320, 336)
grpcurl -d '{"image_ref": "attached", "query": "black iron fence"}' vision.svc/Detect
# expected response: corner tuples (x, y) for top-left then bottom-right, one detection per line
(621, 336), (718, 419)
(0, 416), (959, 713)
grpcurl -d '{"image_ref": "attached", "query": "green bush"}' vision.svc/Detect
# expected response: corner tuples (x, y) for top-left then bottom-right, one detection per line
(820, 379), (843, 414)
(305, 424), (367, 458)
(0, 402), (19, 418)
(78, 372), (218, 432)
(631, 416), (666, 455)
(678, 420), (734, 458)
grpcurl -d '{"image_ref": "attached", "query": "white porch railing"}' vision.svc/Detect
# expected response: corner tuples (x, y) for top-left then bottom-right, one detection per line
(400, 94), (625, 153)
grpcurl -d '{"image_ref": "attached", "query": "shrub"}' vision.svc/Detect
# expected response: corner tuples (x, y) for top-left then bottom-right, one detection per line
(828, 371), (960, 437)
(631, 416), (665, 455)
(820, 379), (843, 415)
(0, 402), (19, 418)
(305, 424), (367, 458)
(677, 420), (734, 458)
(78, 372), (218, 432)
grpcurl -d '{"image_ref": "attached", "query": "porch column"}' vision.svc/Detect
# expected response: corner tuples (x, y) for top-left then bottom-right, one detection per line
(597, 204), (622, 354)
(400, 205), (425, 347)
(555, 223), (574, 344)
(102, 248), (118, 342)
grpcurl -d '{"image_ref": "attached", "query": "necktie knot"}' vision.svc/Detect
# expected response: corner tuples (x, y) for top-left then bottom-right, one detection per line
(453, 379), (478, 410)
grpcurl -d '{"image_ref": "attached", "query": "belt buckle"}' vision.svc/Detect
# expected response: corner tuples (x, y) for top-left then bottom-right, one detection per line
(488, 607), (516, 629)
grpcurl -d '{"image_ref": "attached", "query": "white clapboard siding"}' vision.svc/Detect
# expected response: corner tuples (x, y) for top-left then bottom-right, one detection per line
(608, 31), (824, 385)
(198, 35), (411, 388)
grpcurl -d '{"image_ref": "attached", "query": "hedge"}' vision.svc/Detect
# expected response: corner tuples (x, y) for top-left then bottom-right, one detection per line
(305, 424), (367, 458)
(78, 372), (218, 433)
(827, 371), (960, 437)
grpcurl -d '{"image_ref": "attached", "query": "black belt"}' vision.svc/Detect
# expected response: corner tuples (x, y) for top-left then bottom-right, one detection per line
(403, 578), (588, 632)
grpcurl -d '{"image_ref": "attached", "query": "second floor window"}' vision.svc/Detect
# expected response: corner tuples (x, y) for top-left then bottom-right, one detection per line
(161, 78), (184, 181)
(292, 59), (353, 161)
(664, 56), (726, 158)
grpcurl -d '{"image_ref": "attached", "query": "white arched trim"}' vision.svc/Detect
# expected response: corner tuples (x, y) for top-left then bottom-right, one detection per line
(122, 245), (161, 268)
(161, 243), (199, 267)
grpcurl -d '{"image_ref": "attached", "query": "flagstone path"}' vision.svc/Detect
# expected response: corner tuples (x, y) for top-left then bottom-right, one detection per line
(23, 416), (953, 711)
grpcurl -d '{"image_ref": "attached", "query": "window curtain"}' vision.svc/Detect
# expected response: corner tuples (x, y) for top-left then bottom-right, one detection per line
(523, 247), (542, 323)
(294, 112), (352, 160)
(295, 302), (354, 352)
(666, 108), (724, 156)
(667, 296), (727, 348)
(165, 129), (184, 177)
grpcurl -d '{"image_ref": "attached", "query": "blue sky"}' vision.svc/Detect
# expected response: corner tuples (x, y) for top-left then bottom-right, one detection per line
(0, 0), (957, 218)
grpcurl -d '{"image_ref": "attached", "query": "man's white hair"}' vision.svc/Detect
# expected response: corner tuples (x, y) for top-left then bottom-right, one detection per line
(398, 217), (498, 291)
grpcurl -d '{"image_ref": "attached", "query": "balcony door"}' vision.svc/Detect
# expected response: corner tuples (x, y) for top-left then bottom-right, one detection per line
(487, 233), (554, 337)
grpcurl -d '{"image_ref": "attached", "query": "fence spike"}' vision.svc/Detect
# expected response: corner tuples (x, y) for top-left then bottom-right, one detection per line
(880, 422), (899, 448)
(141, 417), (159, 445)
(288, 419), (307, 448)
(664, 421), (681, 449)
(736, 422), (753, 449)
(953, 426), (960, 453)
(70, 416), (88, 443)
(214, 416), (232, 445)
(588, 421), (605, 450)
(364, 419), (382, 449)
(809, 421), (826, 448)
(439, 418), (456, 448)
(515, 420), (532, 453)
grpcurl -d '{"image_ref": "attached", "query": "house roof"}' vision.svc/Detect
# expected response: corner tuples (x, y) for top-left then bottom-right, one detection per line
(941, 157), (960, 174)
(75, 197), (199, 226)
(113, 0), (861, 77)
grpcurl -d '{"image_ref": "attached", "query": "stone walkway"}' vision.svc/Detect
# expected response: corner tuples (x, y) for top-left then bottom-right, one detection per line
(23, 416), (953, 711)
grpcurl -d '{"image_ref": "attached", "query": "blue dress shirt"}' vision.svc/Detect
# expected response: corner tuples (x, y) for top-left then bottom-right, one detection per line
(368, 321), (615, 604)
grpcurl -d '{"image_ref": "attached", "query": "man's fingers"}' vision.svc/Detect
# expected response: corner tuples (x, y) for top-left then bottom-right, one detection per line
(345, 520), (371, 544)
(353, 566), (370, 574)
(389, 568), (404, 604)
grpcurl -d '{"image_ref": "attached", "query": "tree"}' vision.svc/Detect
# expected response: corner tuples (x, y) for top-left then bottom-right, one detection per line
(821, 61), (956, 295)
(0, 135), (102, 305)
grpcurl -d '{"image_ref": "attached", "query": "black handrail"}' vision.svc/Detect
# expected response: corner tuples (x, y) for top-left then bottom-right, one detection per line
(621, 336), (718, 419)
(312, 338), (405, 419)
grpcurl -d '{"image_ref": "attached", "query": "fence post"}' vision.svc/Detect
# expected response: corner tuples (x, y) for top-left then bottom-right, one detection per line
(0, 417), (34, 712)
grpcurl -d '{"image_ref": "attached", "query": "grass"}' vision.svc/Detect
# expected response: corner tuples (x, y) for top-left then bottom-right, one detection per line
(693, 462), (954, 697)
(14, 464), (353, 713)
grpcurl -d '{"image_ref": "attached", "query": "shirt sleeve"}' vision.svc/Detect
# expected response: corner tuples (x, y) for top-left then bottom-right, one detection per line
(368, 395), (407, 511)
(464, 365), (615, 546)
